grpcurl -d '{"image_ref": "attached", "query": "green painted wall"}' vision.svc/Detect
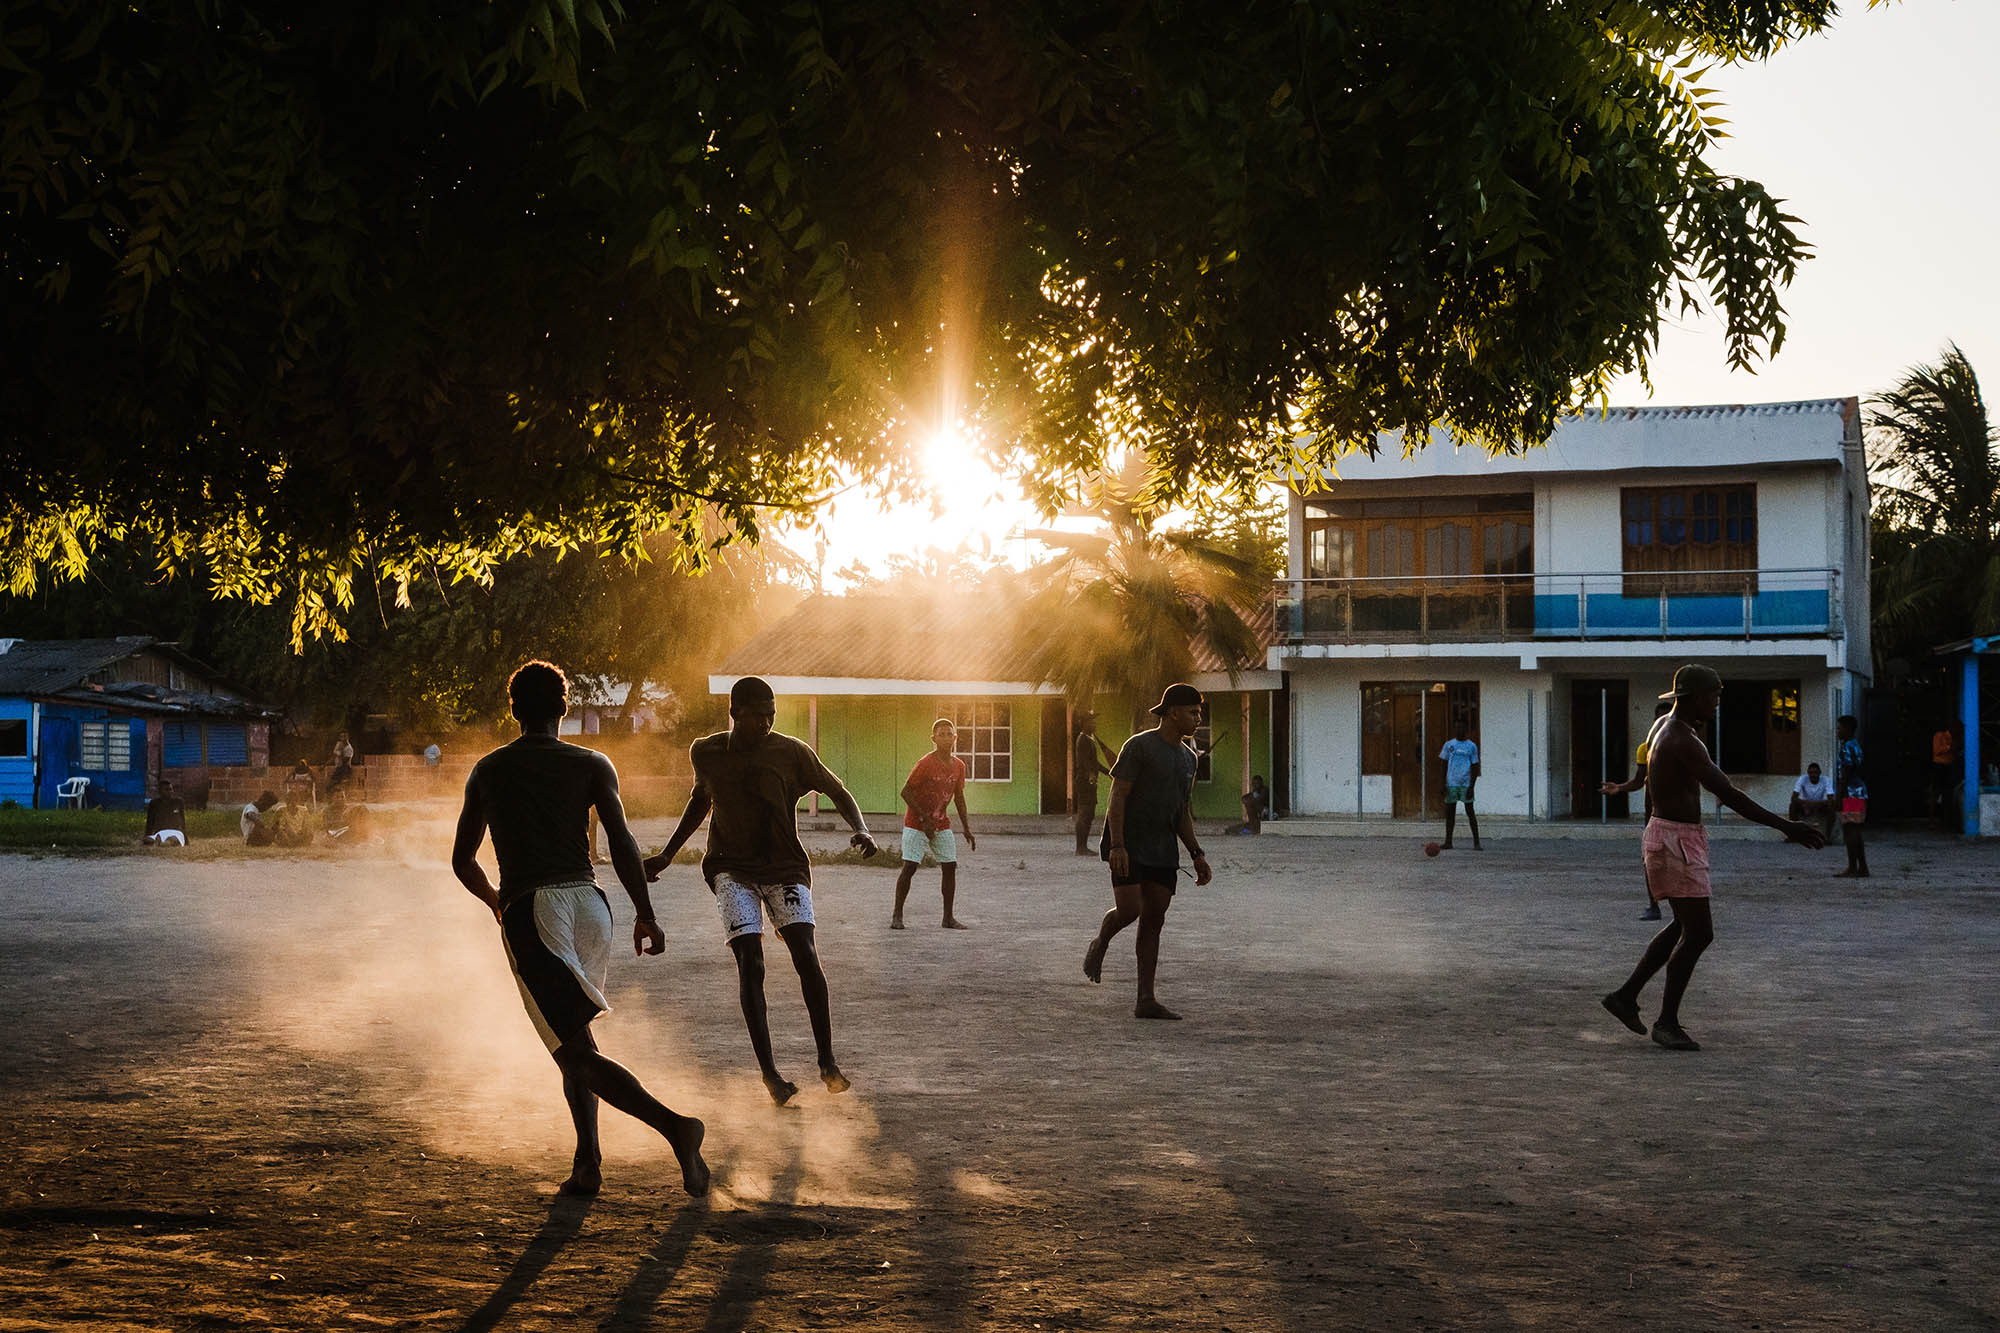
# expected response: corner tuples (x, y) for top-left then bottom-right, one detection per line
(763, 694), (1044, 816)
(750, 688), (1268, 822)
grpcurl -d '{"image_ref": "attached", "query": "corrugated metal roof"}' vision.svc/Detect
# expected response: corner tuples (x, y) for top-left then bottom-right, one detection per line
(0, 637), (161, 695)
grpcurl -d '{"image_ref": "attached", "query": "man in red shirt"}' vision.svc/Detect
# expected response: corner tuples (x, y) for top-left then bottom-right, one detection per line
(892, 718), (976, 930)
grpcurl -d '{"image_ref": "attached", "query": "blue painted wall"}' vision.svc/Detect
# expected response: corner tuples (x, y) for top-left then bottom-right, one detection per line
(0, 699), (32, 806)
(36, 704), (147, 810)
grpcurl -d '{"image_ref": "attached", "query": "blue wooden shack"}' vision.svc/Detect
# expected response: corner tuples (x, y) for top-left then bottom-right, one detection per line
(0, 637), (279, 810)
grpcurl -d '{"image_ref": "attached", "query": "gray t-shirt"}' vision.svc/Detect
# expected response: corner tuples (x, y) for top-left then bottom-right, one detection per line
(468, 735), (607, 904)
(1106, 728), (1198, 869)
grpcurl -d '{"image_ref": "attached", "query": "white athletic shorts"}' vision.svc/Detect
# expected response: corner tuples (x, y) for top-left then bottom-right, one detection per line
(500, 881), (613, 1053)
(900, 826), (957, 865)
(713, 873), (814, 941)
(145, 830), (187, 846)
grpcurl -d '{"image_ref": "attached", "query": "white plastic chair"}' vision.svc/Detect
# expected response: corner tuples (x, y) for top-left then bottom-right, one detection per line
(55, 776), (90, 809)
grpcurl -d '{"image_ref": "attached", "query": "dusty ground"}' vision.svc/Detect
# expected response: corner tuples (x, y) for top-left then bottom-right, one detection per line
(2, 823), (1996, 1331)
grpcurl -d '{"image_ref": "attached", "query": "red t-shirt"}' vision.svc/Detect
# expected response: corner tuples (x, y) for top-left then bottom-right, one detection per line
(903, 751), (967, 831)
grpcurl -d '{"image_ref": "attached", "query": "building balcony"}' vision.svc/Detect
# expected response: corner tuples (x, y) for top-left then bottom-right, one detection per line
(1274, 568), (1842, 645)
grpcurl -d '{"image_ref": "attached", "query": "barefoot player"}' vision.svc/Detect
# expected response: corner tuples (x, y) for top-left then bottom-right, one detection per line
(1600, 664), (1824, 1051)
(1083, 683), (1213, 1020)
(891, 717), (975, 930)
(451, 660), (709, 1198)
(645, 676), (878, 1105)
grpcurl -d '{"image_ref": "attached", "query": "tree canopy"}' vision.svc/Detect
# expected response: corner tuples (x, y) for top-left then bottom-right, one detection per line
(3, 0), (1850, 638)
(1867, 344), (1999, 666)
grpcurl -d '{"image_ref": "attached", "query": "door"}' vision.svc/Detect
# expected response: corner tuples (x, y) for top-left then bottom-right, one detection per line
(37, 716), (77, 809)
(1390, 693), (1421, 816)
(1039, 699), (1068, 815)
(1569, 680), (1630, 819)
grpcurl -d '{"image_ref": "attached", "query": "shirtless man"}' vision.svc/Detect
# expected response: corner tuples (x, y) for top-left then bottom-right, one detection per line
(644, 676), (878, 1105)
(891, 718), (975, 930)
(452, 660), (709, 1197)
(1083, 683), (1213, 1020)
(1601, 664), (1824, 1051)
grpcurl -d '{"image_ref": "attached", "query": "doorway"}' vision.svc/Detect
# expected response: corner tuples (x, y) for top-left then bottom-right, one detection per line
(1569, 679), (1630, 819)
(1039, 699), (1069, 815)
(1367, 681), (1480, 820)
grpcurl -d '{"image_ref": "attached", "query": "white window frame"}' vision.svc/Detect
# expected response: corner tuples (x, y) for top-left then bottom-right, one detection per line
(79, 720), (132, 771)
(940, 700), (1013, 782)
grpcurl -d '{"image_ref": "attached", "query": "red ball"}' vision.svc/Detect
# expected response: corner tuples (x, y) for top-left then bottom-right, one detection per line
(1423, 841), (1442, 858)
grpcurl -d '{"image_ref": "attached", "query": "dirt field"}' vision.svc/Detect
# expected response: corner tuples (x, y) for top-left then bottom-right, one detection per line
(2, 824), (1996, 1330)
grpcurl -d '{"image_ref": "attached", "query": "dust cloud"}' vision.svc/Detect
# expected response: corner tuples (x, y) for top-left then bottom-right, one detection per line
(178, 849), (914, 1211)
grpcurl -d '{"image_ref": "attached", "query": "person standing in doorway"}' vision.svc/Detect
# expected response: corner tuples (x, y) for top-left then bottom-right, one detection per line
(644, 676), (878, 1105)
(891, 718), (975, 930)
(451, 660), (709, 1198)
(1601, 665), (1824, 1051)
(1439, 723), (1481, 850)
(1082, 683), (1212, 1020)
(1836, 714), (1870, 878)
(1072, 710), (1114, 855)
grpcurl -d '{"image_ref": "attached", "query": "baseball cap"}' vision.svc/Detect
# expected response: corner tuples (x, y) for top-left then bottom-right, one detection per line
(1150, 682), (1206, 716)
(1659, 664), (1724, 700)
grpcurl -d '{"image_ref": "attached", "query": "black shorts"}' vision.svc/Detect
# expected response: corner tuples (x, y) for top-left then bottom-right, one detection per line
(1108, 860), (1178, 892)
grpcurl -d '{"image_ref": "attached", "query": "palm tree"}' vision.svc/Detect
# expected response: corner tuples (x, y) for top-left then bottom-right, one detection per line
(1867, 345), (2000, 665)
(1019, 465), (1268, 717)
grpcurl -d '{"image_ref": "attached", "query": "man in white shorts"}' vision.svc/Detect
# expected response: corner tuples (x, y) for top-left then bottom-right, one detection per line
(646, 676), (879, 1106)
(891, 718), (975, 930)
(452, 660), (708, 1198)
(143, 778), (188, 845)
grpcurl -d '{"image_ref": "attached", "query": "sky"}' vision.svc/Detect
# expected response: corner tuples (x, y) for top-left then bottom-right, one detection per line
(800, 1), (2000, 583)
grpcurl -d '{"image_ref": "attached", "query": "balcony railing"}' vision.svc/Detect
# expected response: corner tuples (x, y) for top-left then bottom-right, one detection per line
(1274, 568), (1842, 644)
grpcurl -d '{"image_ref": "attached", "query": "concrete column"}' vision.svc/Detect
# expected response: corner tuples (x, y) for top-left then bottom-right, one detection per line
(1963, 654), (1981, 837)
(809, 695), (820, 815)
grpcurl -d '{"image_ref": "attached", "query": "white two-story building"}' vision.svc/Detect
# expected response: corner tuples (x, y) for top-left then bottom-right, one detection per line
(1273, 398), (1870, 821)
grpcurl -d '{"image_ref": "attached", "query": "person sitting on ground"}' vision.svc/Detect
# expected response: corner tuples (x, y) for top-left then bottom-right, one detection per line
(241, 790), (279, 847)
(1789, 762), (1833, 834)
(1226, 775), (1270, 835)
(143, 779), (188, 846)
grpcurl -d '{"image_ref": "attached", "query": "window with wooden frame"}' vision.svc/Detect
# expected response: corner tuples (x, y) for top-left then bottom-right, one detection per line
(1621, 484), (1756, 596)
(941, 701), (1012, 782)
(1303, 495), (1532, 582)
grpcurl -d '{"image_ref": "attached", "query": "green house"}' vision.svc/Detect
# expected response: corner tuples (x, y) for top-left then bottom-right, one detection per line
(709, 594), (1281, 822)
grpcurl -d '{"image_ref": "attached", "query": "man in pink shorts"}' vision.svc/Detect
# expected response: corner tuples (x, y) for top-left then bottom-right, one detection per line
(1601, 665), (1824, 1051)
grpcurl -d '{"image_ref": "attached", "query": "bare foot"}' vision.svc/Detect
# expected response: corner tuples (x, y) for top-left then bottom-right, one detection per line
(558, 1163), (602, 1196)
(1134, 999), (1182, 1020)
(762, 1072), (799, 1106)
(1083, 937), (1107, 984)
(942, 918), (969, 930)
(666, 1117), (709, 1197)
(889, 917), (905, 930)
(820, 1064), (851, 1094)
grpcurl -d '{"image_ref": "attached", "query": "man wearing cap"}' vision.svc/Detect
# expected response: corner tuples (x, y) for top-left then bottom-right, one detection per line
(645, 676), (878, 1105)
(1083, 683), (1213, 1020)
(1601, 664), (1824, 1051)
(1072, 710), (1114, 855)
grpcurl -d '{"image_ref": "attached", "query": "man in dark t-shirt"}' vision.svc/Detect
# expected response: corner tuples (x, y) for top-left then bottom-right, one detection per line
(1072, 710), (1114, 855)
(452, 660), (709, 1198)
(646, 676), (879, 1106)
(1083, 683), (1213, 1020)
